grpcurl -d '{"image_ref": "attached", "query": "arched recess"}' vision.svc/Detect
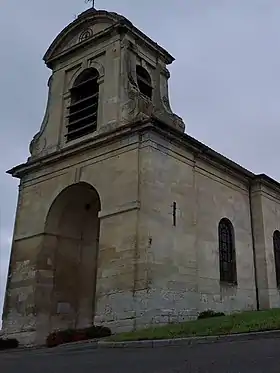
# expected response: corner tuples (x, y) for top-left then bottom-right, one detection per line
(67, 68), (100, 142)
(44, 182), (101, 330)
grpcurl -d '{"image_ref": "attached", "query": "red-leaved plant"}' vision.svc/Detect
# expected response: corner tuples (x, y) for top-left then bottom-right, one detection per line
(46, 325), (111, 347)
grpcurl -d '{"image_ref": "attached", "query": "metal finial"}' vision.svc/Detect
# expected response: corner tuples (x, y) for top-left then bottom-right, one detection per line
(85, 0), (95, 8)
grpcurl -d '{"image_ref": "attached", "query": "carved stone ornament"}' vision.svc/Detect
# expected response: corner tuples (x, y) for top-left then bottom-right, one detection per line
(121, 86), (138, 123)
(172, 114), (185, 131)
(121, 83), (154, 124)
(153, 106), (185, 133)
(29, 75), (53, 157)
(162, 95), (172, 113)
(29, 132), (47, 157)
(79, 28), (93, 42)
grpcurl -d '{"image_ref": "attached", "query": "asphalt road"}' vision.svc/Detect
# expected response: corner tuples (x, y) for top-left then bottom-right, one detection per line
(2, 337), (280, 373)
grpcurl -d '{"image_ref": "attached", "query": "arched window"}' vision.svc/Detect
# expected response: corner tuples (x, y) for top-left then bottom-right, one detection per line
(218, 218), (237, 284)
(67, 68), (99, 142)
(136, 65), (152, 99)
(273, 230), (280, 288)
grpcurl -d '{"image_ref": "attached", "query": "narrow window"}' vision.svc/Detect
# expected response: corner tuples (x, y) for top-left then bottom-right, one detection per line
(273, 230), (280, 288)
(66, 68), (99, 142)
(172, 201), (177, 227)
(136, 65), (152, 99)
(218, 218), (237, 284)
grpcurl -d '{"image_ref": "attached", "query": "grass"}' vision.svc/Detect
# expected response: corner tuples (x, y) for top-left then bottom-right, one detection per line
(107, 309), (280, 342)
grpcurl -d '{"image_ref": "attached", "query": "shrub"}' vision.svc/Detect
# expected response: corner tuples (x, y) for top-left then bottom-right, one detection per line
(197, 310), (225, 320)
(46, 329), (76, 348)
(85, 325), (111, 339)
(0, 338), (19, 350)
(46, 325), (112, 347)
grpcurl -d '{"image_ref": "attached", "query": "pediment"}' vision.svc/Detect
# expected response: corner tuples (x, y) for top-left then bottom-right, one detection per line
(44, 10), (127, 68)
(54, 21), (113, 55)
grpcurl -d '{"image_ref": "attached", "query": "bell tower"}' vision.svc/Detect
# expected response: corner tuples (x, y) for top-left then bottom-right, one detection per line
(29, 8), (184, 160)
(2, 8), (185, 346)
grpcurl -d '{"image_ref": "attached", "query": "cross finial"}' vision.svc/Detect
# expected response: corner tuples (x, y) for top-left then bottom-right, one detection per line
(85, 0), (95, 8)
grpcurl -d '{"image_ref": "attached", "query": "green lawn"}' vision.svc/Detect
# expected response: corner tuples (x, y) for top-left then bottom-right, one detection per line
(107, 309), (280, 342)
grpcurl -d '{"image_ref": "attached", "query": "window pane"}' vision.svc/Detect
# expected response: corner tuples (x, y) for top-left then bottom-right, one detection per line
(273, 230), (280, 287)
(219, 219), (236, 284)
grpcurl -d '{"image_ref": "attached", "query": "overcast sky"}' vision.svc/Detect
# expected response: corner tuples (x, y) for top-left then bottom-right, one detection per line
(0, 0), (280, 324)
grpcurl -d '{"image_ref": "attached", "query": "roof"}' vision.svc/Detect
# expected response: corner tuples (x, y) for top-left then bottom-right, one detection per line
(44, 9), (175, 68)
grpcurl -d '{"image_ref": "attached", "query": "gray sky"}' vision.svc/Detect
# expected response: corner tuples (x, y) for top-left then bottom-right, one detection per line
(1, 0), (280, 322)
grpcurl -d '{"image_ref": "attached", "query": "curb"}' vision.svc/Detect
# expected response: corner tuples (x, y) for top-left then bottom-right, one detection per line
(0, 345), (46, 355)
(3, 329), (280, 354)
(96, 329), (280, 349)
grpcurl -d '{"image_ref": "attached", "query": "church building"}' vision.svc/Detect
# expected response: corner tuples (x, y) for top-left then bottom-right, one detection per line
(2, 7), (280, 346)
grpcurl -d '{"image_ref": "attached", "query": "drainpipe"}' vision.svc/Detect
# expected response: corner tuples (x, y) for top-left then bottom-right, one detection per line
(249, 181), (260, 311)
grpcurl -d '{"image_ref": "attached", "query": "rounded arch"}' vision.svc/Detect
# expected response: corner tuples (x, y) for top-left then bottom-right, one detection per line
(45, 182), (101, 234)
(69, 63), (104, 90)
(88, 61), (105, 80)
(44, 182), (101, 330)
(218, 217), (234, 233)
(274, 230), (280, 241)
(72, 68), (99, 88)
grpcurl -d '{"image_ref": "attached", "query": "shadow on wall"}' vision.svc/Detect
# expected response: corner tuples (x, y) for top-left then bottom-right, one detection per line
(0, 248), (11, 330)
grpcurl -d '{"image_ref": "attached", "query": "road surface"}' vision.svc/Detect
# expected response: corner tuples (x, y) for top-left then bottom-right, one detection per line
(2, 337), (280, 372)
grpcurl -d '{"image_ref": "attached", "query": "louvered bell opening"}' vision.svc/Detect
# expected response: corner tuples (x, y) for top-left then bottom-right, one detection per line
(136, 65), (152, 99)
(66, 69), (99, 142)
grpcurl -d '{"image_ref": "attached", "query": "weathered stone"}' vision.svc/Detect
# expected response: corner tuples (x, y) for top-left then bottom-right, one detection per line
(2, 8), (280, 347)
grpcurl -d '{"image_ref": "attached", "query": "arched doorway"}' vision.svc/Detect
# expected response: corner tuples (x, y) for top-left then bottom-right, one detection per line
(45, 182), (101, 330)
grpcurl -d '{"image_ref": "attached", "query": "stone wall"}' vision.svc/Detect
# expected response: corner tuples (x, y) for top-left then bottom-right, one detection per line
(251, 181), (280, 309)
(134, 130), (257, 329)
(2, 134), (142, 344)
(3, 125), (280, 344)
(4, 8), (280, 347)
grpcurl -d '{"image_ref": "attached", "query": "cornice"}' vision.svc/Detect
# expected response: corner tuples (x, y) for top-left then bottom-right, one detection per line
(7, 118), (280, 195)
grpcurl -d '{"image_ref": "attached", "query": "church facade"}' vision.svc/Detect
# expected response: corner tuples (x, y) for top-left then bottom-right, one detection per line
(2, 8), (280, 346)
